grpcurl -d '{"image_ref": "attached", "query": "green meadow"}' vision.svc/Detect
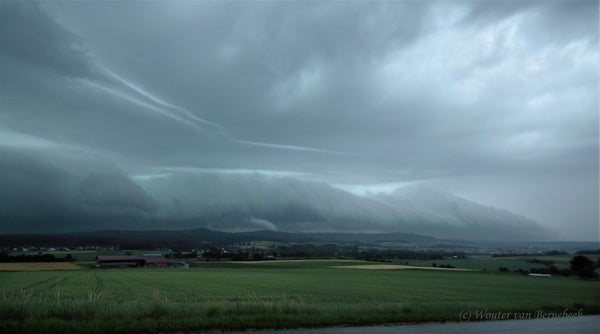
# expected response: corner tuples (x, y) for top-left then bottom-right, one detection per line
(393, 254), (582, 271)
(1, 260), (599, 334)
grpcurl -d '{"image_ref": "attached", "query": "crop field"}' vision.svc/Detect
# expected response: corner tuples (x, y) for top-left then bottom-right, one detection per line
(11, 250), (154, 262)
(392, 254), (596, 271)
(0, 263), (81, 271)
(1, 260), (599, 334)
(331, 264), (475, 270)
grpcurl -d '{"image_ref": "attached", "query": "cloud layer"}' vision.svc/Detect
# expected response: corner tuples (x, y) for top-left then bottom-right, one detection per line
(0, 147), (553, 240)
(0, 1), (597, 240)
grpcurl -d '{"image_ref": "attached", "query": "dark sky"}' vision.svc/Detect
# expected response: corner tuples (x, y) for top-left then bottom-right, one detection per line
(0, 1), (597, 240)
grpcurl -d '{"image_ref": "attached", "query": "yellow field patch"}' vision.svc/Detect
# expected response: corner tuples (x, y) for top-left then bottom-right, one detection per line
(332, 264), (476, 271)
(0, 262), (81, 271)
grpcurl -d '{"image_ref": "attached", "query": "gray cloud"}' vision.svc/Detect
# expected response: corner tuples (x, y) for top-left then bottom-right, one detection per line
(0, 1), (94, 78)
(463, 1), (598, 47)
(0, 1), (597, 240)
(0, 148), (553, 240)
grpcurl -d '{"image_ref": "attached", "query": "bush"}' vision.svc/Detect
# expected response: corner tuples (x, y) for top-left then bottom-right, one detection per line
(529, 267), (551, 275)
(558, 269), (572, 277)
(515, 269), (529, 275)
(569, 255), (598, 279)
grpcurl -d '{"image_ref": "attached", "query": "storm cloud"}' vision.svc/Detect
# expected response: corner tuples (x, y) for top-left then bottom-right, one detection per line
(0, 1), (597, 240)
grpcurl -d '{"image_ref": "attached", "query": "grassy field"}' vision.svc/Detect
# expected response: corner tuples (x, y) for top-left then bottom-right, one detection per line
(0, 263), (80, 271)
(393, 254), (598, 271)
(19, 250), (597, 270)
(11, 250), (160, 262)
(1, 260), (599, 334)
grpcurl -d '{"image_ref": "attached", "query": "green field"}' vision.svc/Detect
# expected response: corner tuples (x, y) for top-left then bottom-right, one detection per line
(393, 254), (585, 271)
(1, 260), (599, 334)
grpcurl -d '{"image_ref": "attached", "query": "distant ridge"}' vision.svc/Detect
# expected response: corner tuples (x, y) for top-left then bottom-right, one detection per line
(0, 227), (435, 249)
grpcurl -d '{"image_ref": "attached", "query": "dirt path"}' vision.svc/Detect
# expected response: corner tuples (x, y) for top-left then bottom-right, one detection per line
(224, 315), (600, 334)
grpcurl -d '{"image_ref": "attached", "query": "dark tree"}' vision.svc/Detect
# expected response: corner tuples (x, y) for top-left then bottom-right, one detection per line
(569, 255), (598, 279)
(548, 265), (560, 275)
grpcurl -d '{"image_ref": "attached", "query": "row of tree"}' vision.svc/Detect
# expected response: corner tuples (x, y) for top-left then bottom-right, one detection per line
(497, 255), (598, 279)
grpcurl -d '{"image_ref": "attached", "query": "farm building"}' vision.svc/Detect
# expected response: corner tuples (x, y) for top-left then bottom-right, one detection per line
(95, 255), (168, 268)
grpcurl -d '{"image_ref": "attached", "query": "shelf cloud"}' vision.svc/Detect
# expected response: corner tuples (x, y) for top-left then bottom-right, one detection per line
(0, 1), (597, 240)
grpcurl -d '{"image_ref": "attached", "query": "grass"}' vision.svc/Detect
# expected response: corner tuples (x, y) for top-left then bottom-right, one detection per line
(392, 254), (599, 271)
(10, 250), (157, 262)
(0, 260), (599, 333)
(0, 263), (81, 271)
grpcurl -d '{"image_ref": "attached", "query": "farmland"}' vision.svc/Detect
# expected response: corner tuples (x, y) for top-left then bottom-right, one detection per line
(1, 259), (599, 334)
(0, 262), (80, 271)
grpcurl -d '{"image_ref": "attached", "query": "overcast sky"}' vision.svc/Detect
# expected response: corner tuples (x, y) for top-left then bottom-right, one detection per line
(0, 1), (598, 240)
